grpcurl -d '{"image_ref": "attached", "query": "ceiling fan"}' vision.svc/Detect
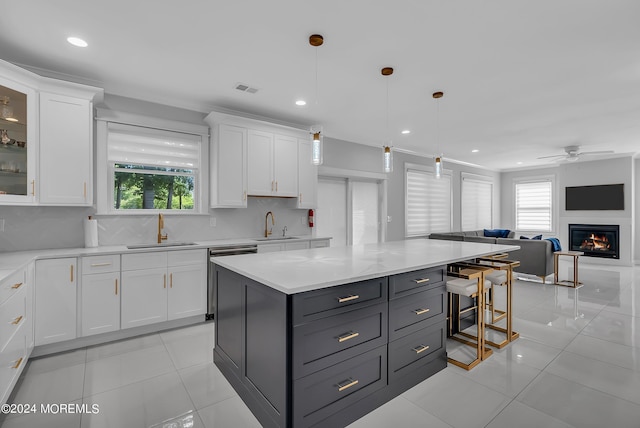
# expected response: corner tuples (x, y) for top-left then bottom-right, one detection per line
(537, 145), (614, 162)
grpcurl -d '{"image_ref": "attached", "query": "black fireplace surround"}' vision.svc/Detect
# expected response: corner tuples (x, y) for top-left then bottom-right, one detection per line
(569, 224), (619, 259)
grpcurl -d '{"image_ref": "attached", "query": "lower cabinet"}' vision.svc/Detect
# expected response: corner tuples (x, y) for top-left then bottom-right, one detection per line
(81, 255), (121, 336)
(121, 249), (206, 329)
(0, 265), (33, 404)
(214, 265), (446, 428)
(35, 258), (77, 346)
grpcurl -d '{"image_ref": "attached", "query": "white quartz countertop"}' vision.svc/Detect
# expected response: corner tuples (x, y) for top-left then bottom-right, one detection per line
(213, 239), (520, 294)
(0, 235), (331, 284)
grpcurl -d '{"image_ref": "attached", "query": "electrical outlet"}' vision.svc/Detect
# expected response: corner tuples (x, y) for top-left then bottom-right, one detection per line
(210, 217), (217, 227)
(387, 215), (392, 223)
(0, 219), (4, 232)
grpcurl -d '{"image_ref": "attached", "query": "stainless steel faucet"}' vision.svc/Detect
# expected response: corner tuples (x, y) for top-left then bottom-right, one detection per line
(158, 213), (168, 243)
(265, 211), (275, 238)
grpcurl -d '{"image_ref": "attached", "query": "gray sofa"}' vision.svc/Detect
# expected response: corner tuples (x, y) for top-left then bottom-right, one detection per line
(428, 230), (554, 283)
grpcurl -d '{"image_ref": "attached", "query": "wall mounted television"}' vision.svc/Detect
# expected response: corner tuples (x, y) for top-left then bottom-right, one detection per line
(565, 184), (624, 210)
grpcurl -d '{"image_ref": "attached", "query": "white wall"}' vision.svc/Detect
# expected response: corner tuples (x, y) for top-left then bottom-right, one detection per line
(500, 156), (635, 266)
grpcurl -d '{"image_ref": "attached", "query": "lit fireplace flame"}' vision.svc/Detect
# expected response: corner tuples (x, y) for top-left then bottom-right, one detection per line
(580, 233), (611, 251)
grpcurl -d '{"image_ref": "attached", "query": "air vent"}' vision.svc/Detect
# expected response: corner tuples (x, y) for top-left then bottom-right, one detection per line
(235, 83), (259, 94)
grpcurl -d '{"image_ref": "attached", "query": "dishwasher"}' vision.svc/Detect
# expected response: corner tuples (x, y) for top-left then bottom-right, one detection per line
(207, 244), (258, 320)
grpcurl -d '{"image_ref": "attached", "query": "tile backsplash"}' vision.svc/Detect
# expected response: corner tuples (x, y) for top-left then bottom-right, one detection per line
(0, 197), (310, 252)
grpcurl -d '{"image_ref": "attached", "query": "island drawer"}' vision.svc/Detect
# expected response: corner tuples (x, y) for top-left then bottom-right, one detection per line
(293, 346), (387, 428)
(292, 277), (387, 324)
(388, 323), (445, 383)
(81, 254), (120, 274)
(293, 302), (387, 379)
(389, 285), (446, 341)
(389, 266), (445, 299)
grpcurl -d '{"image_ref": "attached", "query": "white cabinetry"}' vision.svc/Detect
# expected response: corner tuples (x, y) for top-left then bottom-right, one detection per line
(167, 250), (207, 320)
(208, 121), (248, 208)
(297, 138), (318, 208)
(39, 92), (93, 205)
(81, 255), (120, 336)
(273, 134), (298, 196)
(310, 239), (330, 248)
(0, 266), (33, 404)
(35, 258), (77, 345)
(247, 131), (299, 197)
(121, 252), (168, 329)
(257, 240), (316, 253)
(121, 249), (206, 329)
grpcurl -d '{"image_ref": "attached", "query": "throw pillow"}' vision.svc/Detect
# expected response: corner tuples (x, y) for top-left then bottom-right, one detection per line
(484, 229), (511, 238)
(520, 234), (542, 240)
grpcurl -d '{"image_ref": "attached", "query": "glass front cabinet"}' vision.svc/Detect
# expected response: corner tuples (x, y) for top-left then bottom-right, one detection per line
(0, 78), (36, 204)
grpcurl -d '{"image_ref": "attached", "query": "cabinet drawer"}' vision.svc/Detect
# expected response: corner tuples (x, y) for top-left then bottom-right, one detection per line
(0, 283), (27, 351)
(389, 286), (446, 341)
(121, 252), (167, 271)
(0, 269), (26, 307)
(293, 277), (387, 324)
(309, 240), (330, 248)
(293, 346), (387, 428)
(388, 324), (446, 383)
(167, 249), (206, 267)
(293, 302), (387, 379)
(0, 322), (27, 403)
(82, 254), (120, 274)
(389, 266), (445, 299)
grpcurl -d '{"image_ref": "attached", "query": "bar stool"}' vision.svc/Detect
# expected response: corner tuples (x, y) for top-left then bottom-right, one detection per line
(446, 264), (493, 370)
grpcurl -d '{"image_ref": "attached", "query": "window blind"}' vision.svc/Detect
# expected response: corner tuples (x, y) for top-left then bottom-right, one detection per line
(462, 177), (493, 230)
(406, 169), (451, 236)
(107, 123), (201, 170)
(515, 180), (552, 231)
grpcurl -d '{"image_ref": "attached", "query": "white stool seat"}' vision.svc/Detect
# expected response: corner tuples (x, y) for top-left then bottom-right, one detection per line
(486, 271), (507, 285)
(446, 276), (490, 297)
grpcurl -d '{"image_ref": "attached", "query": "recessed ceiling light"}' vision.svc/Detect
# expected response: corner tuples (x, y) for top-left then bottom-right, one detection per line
(295, 100), (306, 106)
(471, 149), (479, 153)
(67, 37), (88, 47)
(516, 161), (523, 165)
(401, 130), (411, 134)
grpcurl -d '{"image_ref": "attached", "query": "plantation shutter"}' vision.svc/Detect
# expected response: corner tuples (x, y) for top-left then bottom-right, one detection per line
(515, 180), (552, 231)
(406, 169), (452, 236)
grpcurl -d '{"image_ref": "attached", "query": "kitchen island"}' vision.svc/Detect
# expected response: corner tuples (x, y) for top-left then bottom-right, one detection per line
(212, 239), (519, 428)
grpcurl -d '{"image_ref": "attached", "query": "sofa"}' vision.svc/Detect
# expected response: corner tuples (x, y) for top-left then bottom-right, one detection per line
(428, 230), (554, 283)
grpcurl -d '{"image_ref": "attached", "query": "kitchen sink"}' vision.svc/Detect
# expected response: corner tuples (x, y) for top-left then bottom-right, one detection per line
(254, 237), (299, 242)
(126, 242), (198, 249)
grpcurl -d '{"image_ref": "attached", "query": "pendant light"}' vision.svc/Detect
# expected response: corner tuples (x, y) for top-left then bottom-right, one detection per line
(433, 91), (444, 179)
(382, 67), (394, 173)
(309, 34), (324, 165)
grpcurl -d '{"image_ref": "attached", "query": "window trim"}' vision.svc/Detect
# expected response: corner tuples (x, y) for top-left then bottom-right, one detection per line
(513, 174), (557, 234)
(96, 109), (209, 215)
(404, 162), (453, 238)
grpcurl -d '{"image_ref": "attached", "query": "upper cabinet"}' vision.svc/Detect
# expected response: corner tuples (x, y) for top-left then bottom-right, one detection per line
(206, 112), (317, 208)
(39, 92), (92, 205)
(0, 59), (103, 206)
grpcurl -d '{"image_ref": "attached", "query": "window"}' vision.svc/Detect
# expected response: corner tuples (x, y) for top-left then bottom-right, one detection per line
(515, 179), (553, 232)
(104, 122), (203, 212)
(405, 165), (452, 237)
(461, 174), (493, 230)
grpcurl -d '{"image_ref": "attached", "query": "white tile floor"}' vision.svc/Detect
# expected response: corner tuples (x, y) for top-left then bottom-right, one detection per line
(2, 261), (640, 427)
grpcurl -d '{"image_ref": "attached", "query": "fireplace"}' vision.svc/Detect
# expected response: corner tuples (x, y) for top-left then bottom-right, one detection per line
(568, 224), (619, 259)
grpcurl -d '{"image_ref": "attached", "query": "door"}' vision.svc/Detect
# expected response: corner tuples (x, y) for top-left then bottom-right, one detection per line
(273, 134), (298, 196)
(81, 272), (120, 336)
(121, 268), (168, 328)
(35, 258), (77, 345)
(317, 178), (348, 247)
(247, 130), (273, 195)
(168, 264), (207, 320)
(214, 124), (247, 207)
(351, 180), (380, 245)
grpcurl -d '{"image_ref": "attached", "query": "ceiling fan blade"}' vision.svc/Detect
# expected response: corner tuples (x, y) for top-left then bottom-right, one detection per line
(537, 154), (566, 160)
(578, 150), (614, 156)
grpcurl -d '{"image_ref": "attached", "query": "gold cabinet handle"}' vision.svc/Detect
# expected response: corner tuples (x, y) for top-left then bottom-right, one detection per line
(337, 295), (359, 303)
(413, 345), (430, 354)
(83, 181), (87, 198)
(413, 278), (430, 284)
(115, 278), (118, 295)
(170, 273), (173, 288)
(11, 282), (23, 290)
(243, 191), (247, 201)
(163, 274), (166, 289)
(70, 265), (74, 282)
(299, 193), (302, 202)
(337, 331), (359, 343)
(91, 262), (112, 267)
(414, 308), (430, 315)
(31, 180), (35, 196)
(12, 357), (23, 369)
(276, 181), (278, 192)
(271, 181), (274, 191)
(337, 378), (359, 392)
(11, 315), (23, 325)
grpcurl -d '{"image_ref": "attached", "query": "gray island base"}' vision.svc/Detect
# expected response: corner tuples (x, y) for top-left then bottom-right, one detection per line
(212, 240), (519, 428)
